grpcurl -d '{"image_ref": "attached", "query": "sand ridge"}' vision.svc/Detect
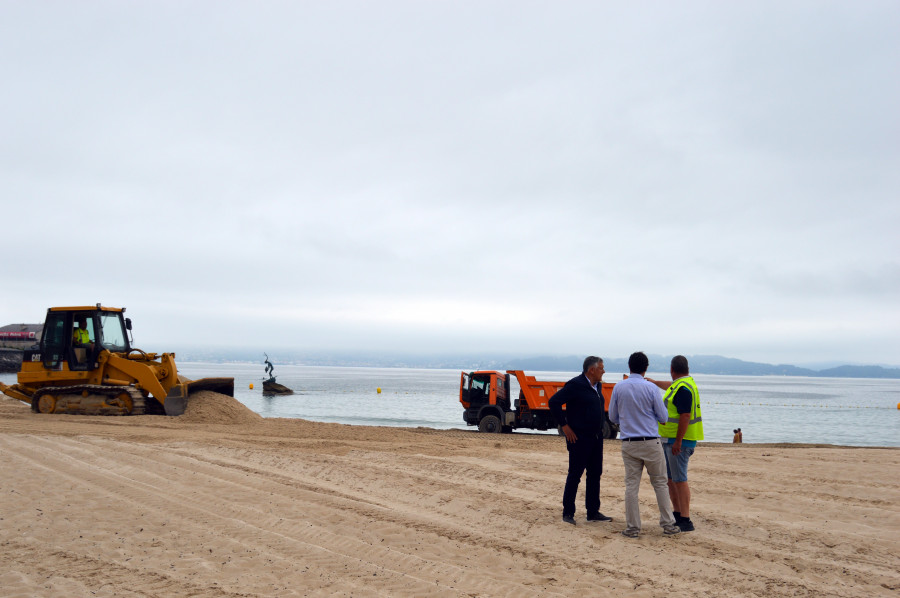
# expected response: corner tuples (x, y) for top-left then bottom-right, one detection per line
(0, 392), (898, 597)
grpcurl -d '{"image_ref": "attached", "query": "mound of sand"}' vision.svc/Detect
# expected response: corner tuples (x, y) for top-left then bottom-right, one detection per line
(179, 390), (263, 425)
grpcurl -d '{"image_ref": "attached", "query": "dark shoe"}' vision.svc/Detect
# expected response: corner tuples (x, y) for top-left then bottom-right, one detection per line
(586, 512), (613, 522)
(673, 510), (684, 524)
(621, 528), (640, 538)
(562, 515), (576, 526)
(677, 518), (694, 532)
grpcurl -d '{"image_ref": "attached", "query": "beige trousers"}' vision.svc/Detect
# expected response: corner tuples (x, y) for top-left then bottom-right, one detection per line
(621, 438), (676, 531)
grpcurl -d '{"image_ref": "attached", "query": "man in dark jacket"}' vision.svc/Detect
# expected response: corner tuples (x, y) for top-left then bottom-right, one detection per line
(548, 356), (612, 525)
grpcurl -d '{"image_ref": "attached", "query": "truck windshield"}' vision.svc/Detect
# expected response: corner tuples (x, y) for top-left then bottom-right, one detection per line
(98, 312), (128, 352)
(471, 377), (490, 393)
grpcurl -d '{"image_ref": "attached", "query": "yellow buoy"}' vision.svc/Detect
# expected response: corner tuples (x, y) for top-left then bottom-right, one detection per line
(896, 402), (900, 409)
(377, 387), (382, 394)
(249, 383), (254, 390)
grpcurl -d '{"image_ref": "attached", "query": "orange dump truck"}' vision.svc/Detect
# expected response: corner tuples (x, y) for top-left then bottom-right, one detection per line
(459, 370), (619, 438)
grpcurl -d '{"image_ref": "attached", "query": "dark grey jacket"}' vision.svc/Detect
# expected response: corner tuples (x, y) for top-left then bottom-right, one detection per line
(548, 374), (606, 435)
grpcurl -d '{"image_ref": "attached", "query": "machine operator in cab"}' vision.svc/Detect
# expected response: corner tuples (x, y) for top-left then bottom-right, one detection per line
(73, 317), (94, 362)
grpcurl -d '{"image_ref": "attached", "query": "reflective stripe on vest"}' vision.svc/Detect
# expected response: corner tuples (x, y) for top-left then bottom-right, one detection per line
(74, 329), (90, 344)
(659, 376), (704, 441)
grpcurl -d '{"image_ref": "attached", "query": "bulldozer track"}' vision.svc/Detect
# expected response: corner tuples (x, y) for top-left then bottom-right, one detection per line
(31, 385), (154, 416)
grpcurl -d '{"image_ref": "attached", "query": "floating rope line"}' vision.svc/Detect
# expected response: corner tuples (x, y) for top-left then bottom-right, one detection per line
(705, 401), (894, 409)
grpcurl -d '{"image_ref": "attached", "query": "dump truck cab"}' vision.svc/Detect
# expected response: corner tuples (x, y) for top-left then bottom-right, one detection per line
(460, 371), (512, 433)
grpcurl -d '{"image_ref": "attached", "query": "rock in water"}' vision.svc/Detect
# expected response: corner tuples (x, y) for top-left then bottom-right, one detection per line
(0, 350), (22, 374)
(262, 377), (294, 395)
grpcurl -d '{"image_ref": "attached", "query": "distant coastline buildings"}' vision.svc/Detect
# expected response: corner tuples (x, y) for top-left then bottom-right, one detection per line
(0, 323), (42, 350)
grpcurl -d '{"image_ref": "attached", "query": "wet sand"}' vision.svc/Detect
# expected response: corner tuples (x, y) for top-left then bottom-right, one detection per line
(1, 392), (897, 597)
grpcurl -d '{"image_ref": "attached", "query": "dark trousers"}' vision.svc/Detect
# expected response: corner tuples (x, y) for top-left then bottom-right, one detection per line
(563, 431), (604, 517)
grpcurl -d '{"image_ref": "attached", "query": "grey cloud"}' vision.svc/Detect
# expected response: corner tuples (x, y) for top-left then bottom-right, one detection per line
(1, 1), (897, 365)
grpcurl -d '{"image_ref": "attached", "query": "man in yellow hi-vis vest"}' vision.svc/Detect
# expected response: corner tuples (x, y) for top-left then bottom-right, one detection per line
(73, 318), (91, 347)
(649, 355), (703, 532)
(72, 317), (94, 364)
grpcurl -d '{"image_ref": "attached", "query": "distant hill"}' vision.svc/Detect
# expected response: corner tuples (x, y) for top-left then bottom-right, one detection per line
(4, 338), (896, 379)
(500, 354), (900, 379)
(815, 364), (900, 378)
(172, 348), (900, 380)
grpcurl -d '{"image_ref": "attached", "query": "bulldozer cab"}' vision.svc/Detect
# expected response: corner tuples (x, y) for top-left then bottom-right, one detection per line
(40, 307), (131, 372)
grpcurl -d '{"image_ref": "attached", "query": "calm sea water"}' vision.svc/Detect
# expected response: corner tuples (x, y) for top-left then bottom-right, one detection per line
(191, 363), (900, 447)
(4, 364), (899, 447)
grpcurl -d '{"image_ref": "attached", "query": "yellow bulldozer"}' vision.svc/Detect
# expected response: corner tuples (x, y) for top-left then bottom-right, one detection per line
(0, 305), (234, 416)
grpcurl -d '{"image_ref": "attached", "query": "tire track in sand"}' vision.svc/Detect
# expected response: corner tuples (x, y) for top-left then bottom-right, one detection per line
(2, 435), (583, 597)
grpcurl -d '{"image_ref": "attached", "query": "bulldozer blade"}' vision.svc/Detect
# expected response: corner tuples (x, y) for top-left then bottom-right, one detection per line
(163, 384), (189, 416)
(186, 377), (235, 397)
(0, 382), (34, 406)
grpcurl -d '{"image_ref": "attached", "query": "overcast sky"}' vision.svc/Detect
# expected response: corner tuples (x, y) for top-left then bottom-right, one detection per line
(2, 1), (898, 366)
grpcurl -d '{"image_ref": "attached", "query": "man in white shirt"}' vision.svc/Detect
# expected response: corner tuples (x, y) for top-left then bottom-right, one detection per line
(608, 351), (680, 538)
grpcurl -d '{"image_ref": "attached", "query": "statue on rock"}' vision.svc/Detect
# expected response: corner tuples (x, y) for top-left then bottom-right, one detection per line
(262, 353), (293, 395)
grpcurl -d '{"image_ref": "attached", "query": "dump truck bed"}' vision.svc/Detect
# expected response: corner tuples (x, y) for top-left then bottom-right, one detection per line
(507, 370), (613, 411)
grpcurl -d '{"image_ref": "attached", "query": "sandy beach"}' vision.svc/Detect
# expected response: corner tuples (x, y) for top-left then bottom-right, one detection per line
(1, 391), (897, 598)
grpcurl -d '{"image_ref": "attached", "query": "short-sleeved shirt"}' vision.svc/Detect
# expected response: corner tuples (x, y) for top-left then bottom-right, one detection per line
(666, 386), (697, 448)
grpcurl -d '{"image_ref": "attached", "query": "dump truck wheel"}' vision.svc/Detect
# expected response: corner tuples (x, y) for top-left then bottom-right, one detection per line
(478, 414), (502, 433)
(602, 420), (618, 440)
